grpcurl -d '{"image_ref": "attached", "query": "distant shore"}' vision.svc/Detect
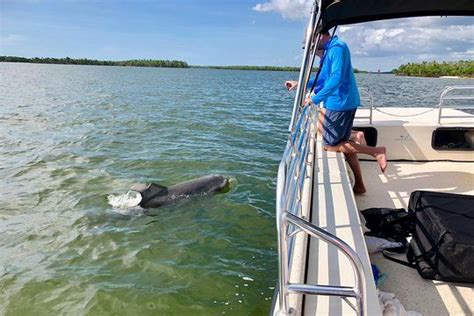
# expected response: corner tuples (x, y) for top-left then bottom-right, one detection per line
(2, 56), (472, 77)
(193, 65), (302, 72)
(0, 56), (189, 68)
(0, 56), (366, 72)
(0, 56), (305, 71)
(394, 60), (473, 78)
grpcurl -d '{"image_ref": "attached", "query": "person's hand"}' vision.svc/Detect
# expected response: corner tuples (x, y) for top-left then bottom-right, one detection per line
(304, 95), (313, 106)
(284, 80), (298, 91)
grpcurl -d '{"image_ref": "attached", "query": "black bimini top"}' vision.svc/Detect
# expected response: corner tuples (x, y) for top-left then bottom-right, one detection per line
(320, 0), (474, 31)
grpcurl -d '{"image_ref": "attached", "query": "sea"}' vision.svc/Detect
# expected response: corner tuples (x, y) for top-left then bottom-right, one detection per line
(0, 62), (472, 315)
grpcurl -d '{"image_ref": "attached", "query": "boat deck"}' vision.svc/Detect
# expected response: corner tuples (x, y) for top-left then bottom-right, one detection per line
(304, 143), (381, 315)
(273, 107), (473, 316)
(356, 160), (474, 315)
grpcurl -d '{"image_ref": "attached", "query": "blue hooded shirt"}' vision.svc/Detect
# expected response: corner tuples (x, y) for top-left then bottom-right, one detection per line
(307, 36), (360, 111)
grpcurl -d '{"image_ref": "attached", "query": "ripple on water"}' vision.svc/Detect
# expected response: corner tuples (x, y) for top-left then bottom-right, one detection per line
(2, 64), (471, 314)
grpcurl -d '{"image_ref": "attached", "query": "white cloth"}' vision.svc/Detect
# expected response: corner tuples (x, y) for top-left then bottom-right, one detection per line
(378, 290), (422, 316)
(365, 236), (403, 254)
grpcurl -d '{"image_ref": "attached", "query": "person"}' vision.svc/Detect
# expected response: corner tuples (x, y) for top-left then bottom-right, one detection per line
(285, 32), (387, 194)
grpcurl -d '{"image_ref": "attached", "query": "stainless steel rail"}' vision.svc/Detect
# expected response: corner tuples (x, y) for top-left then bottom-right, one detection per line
(276, 2), (368, 315)
(358, 87), (374, 124)
(276, 104), (367, 315)
(438, 85), (474, 124)
(288, 1), (321, 131)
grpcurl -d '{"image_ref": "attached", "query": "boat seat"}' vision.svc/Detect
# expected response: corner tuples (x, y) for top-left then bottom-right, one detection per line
(304, 140), (381, 315)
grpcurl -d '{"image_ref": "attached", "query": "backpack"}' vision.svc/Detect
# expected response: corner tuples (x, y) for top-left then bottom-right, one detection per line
(361, 207), (413, 252)
(384, 191), (474, 283)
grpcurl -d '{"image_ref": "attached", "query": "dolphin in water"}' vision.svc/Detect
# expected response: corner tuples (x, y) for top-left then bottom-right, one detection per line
(128, 175), (231, 209)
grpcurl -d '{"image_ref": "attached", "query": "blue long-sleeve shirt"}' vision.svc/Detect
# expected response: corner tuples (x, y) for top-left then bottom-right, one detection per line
(308, 36), (360, 111)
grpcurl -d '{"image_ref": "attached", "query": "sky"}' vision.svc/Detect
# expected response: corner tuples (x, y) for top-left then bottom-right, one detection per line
(1, 0), (473, 71)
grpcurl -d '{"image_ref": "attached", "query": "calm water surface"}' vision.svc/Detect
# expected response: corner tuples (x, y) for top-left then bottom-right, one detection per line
(0, 63), (472, 315)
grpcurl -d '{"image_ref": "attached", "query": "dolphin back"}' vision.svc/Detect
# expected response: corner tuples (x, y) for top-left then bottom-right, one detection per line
(133, 175), (230, 209)
(169, 175), (230, 195)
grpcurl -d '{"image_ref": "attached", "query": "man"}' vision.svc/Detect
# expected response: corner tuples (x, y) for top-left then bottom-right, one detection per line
(285, 32), (387, 194)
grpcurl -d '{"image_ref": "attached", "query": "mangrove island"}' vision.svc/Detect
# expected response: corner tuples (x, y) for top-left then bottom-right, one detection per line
(0, 56), (189, 68)
(395, 60), (473, 78)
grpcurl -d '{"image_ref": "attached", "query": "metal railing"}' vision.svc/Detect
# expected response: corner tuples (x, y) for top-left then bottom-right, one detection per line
(276, 104), (368, 315)
(438, 85), (474, 124)
(358, 87), (375, 124)
(288, 1), (321, 131)
(276, 2), (368, 315)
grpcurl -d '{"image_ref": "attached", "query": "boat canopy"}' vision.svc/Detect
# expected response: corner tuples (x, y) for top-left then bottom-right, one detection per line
(319, 0), (474, 31)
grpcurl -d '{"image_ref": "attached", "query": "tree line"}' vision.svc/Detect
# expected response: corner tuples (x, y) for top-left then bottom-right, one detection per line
(1, 55), (373, 73)
(0, 56), (189, 68)
(198, 65), (302, 72)
(193, 65), (367, 73)
(395, 60), (474, 78)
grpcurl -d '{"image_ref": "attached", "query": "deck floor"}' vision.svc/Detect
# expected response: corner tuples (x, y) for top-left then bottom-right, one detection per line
(304, 147), (381, 315)
(356, 160), (474, 315)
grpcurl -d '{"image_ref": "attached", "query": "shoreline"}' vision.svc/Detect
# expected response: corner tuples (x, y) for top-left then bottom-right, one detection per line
(0, 61), (366, 73)
(395, 74), (474, 79)
(0, 59), (303, 72)
(1, 58), (472, 77)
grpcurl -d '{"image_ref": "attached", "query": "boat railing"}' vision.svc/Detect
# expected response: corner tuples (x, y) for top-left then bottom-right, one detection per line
(276, 104), (367, 315)
(438, 85), (474, 124)
(357, 87), (374, 124)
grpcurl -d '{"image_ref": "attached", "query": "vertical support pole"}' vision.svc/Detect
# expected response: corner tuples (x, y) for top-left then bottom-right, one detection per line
(369, 94), (374, 124)
(276, 164), (290, 315)
(438, 98), (443, 124)
(288, 1), (321, 132)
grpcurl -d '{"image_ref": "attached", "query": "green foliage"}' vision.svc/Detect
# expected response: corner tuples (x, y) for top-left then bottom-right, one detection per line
(195, 65), (365, 73)
(197, 65), (303, 72)
(0, 56), (189, 68)
(395, 60), (474, 78)
(1, 56), (370, 73)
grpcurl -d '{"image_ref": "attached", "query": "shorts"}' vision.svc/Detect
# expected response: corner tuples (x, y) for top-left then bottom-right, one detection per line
(321, 109), (356, 146)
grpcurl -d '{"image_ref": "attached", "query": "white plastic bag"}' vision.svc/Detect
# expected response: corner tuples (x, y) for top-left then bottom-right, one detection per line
(378, 290), (422, 316)
(365, 236), (403, 254)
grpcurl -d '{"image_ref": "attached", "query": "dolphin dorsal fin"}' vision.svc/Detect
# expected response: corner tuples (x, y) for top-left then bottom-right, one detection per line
(139, 183), (169, 205)
(148, 183), (168, 193)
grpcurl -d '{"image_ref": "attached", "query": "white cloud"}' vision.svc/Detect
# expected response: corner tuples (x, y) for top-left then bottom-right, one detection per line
(336, 17), (474, 70)
(343, 17), (474, 60)
(449, 49), (474, 60)
(252, 4), (473, 70)
(252, 0), (312, 20)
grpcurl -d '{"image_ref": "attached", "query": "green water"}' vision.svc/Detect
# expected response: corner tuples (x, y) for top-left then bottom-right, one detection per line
(1, 63), (472, 315)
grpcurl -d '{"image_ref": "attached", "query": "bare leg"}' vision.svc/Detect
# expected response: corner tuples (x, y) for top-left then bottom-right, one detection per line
(346, 132), (366, 192)
(350, 131), (366, 146)
(324, 141), (387, 173)
(317, 108), (326, 137)
(345, 152), (366, 194)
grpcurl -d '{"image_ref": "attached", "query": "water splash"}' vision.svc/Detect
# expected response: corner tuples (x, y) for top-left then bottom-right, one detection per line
(107, 190), (143, 215)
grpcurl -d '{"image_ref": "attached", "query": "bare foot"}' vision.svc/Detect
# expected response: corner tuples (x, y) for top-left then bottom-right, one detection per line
(353, 185), (367, 194)
(375, 147), (387, 173)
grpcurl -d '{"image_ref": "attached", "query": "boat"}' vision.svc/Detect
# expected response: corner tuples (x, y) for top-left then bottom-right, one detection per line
(271, 1), (474, 315)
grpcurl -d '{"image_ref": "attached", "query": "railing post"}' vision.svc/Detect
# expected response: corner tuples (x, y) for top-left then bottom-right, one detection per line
(276, 163), (291, 315)
(285, 213), (368, 316)
(288, 1), (321, 131)
(437, 85), (474, 124)
(276, 92), (369, 315)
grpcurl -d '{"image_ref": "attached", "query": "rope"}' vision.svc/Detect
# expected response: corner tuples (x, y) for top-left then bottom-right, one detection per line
(373, 107), (436, 117)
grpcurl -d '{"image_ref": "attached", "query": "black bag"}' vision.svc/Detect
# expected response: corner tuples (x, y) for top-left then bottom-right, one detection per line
(361, 207), (414, 249)
(406, 190), (474, 283)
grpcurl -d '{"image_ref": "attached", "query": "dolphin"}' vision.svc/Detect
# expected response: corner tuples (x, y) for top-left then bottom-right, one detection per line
(130, 175), (231, 209)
